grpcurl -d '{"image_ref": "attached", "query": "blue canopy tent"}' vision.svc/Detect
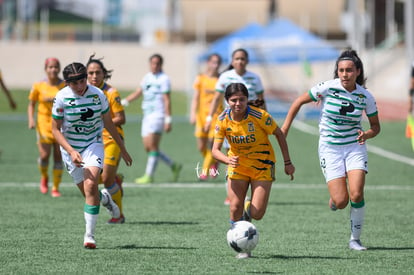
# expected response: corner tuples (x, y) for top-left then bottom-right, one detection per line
(200, 18), (339, 64)
(199, 22), (265, 64)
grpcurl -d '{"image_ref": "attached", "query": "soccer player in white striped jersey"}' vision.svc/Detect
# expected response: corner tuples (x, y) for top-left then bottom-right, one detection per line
(281, 49), (380, 251)
(121, 54), (182, 184)
(52, 62), (132, 249)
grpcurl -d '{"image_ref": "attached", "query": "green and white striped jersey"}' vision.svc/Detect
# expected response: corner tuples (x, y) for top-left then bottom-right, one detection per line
(140, 71), (170, 117)
(52, 85), (109, 152)
(309, 78), (378, 145)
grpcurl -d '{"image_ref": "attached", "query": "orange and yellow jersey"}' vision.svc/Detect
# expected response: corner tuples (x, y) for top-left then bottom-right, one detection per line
(193, 74), (223, 137)
(193, 74), (223, 119)
(99, 82), (124, 141)
(214, 105), (278, 171)
(28, 79), (66, 137)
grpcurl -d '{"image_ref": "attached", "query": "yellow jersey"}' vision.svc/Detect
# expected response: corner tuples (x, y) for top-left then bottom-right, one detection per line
(193, 74), (223, 121)
(28, 79), (66, 138)
(99, 82), (124, 140)
(215, 105), (278, 173)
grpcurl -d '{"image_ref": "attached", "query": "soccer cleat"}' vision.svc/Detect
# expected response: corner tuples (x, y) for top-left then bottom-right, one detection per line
(101, 189), (121, 219)
(349, 240), (367, 251)
(135, 174), (153, 184)
(51, 189), (61, 198)
(83, 233), (96, 249)
(115, 173), (124, 197)
(107, 214), (125, 224)
(243, 197), (251, 222)
(236, 252), (251, 259)
(40, 177), (48, 194)
(329, 198), (337, 211)
(171, 163), (183, 182)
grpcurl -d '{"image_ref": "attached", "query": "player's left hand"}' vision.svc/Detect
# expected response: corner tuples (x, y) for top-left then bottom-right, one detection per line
(285, 163), (295, 181)
(356, 130), (366, 144)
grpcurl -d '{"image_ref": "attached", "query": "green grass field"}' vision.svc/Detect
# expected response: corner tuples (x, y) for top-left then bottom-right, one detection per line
(0, 90), (413, 274)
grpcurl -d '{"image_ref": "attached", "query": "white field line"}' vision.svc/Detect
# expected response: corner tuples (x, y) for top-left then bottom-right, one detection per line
(292, 120), (414, 167)
(1, 182), (414, 191)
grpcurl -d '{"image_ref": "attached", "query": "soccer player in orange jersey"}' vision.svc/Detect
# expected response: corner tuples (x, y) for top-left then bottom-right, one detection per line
(28, 58), (65, 197)
(190, 53), (223, 181)
(212, 83), (295, 259)
(87, 54), (126, 224)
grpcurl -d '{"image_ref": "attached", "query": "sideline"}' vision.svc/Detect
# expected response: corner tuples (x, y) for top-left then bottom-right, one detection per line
(292, 120), (414, 167)
(1, 182), (413, 191)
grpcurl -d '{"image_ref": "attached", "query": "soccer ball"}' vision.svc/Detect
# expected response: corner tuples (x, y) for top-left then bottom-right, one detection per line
(226, 221), (259, 253)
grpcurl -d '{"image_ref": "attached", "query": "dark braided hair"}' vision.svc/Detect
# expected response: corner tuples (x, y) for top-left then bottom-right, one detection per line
(62, 62), (87, 83)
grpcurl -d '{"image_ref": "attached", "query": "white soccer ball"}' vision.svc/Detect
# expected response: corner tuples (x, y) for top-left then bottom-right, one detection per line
(226, 221), (259, 253)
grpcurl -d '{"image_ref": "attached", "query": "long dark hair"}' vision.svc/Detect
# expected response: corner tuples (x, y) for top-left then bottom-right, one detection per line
(224, 82), (264, 108)
(222, 48), (249, 73)
(86, 53), (113, 80)
(334, 49), (366, 87)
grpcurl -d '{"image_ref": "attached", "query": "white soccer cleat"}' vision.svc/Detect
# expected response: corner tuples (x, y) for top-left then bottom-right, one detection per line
(101, 189), (121, 219)
(84, 233), (96, 249)
(236, 252), (251, 259)
(349, 240), (367, 251)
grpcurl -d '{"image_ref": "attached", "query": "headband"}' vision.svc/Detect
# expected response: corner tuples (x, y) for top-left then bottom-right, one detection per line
(65, 72), (87, 82)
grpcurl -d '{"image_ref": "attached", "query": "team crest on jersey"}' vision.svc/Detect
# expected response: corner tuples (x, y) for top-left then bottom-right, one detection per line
(56, 107), (64, 114)
(354, 93), (366, 104)
(92, 95), (100, 104)
(248, 122), (255, 132)
(115, 96), (121, 104)
(215, 125), (220, 133)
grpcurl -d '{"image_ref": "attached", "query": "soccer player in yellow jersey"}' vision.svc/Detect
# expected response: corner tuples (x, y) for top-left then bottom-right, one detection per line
(190, 53), (222, 181)
(212, 83), (295, 259)
(87, 54), (126, 224)
(28, 58), (65, 197)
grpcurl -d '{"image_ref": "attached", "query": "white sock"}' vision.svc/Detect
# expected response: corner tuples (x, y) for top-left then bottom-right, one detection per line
(159, 151), (173, 167)
(350, 205), (365, 241)
(84, 212), (98, 237)
(145, 152), (159, 176)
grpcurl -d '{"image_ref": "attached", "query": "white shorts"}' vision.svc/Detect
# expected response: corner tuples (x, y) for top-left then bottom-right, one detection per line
(141, 114), (164, 137)
(318, 141), (368, 182)
(61, 143), (104, 184)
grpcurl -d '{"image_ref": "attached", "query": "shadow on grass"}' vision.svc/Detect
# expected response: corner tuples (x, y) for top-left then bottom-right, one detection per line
(126, 221), (199, 225)
(247, 272), (282, 275)
(116, 244), (197, 250)
(261, 254), (351, 260)
(367, 246), (414, 251)
(268, 201), (324, 206)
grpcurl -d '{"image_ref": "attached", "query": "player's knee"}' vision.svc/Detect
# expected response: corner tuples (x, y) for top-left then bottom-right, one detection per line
(335, 199), (349, 209)
(349, 191), (364, 204)
(251, 207), (266, 220)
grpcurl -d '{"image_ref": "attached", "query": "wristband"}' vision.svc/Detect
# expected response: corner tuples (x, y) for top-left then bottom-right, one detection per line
(165, 116), (172, 124)
(206, 115), (212, 122)
(121, 99), (129, 107)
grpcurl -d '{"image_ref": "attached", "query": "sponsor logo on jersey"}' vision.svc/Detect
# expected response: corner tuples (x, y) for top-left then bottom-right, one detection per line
(228, 134), (256, 144)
